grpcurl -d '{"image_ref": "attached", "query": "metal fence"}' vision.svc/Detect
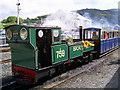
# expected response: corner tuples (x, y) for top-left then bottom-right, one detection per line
(0, 38), (6, 45)
(0, 29), (8, 46)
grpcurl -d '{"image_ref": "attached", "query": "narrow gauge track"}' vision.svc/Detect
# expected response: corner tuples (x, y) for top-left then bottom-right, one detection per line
(2, 48), (119, 90)
(0, 48), (11, 53)
(0, 59), (11, 64)
(2, 81), (16, 90)
(0, 47), (11, 64)
(2, 82), (26, 90)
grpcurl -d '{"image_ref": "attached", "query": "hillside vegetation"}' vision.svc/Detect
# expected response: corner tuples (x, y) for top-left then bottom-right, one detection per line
(1, 9), (119, 29)
(76, 9), (119, 25)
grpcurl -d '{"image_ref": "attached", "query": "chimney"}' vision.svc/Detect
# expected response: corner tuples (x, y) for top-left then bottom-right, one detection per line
(27, 17), (30, 25)
(79, 26), (83, 40)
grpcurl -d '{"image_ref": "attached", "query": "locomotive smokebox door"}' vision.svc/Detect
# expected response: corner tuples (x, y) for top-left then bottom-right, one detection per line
(36, 27), (61, 68)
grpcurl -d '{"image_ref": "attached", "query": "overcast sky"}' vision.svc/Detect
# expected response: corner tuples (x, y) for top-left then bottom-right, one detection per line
(0, 0), (119, 21)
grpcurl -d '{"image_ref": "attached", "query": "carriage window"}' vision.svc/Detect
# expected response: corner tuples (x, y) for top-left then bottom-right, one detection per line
(115, 32), (118, 38)
(109, 32), (112, 38)
(116, 32), (117, 37)
(113, 32), (116, 38)
(104, 32), (109, 39)
(114, 32), (116, 38)
(108, 32), (110, 38)
(113, 32), (114, 38)
(102, 31), (108, 39)
(117, 32), (119, 38)
(112, 32), (113, 38)
(110, 32), (112, 38)
(103, 32), (105, 39)
(101, 31), (104, 39)
(107, 33), (109, 38)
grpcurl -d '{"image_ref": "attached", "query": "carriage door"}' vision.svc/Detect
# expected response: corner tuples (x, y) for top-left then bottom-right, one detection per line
(36, 29), (52, 68)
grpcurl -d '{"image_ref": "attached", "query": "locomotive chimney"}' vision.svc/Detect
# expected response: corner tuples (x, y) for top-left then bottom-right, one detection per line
(27, 17), (31, 25)
(79, 26), (83, 40)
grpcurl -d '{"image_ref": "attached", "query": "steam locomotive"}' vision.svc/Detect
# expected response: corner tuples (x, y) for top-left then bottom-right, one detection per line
(5, 25), (119, 84)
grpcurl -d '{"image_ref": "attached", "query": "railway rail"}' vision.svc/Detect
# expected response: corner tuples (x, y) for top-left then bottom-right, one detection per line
(0, 47), (11, 64)
(1, 48), (119, 90)
(0, 59), (11, 64)
(0, 48), (11, 53)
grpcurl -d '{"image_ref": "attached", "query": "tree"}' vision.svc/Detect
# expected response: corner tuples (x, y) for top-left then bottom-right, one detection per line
(19, 17), (24, 24)
(37, 15), (48, 20)
(1, 16), (24, 28)
(0, 23), (4, 29)
(7, 16), (17, 23)
(1, 16), (24, 24)
(1, 19), (7, 23)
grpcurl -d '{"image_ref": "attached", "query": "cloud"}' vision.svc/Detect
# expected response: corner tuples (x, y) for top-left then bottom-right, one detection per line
(0, 0), (17, 20)
(0, 0), (119, 21)
(74, 0), (119, 10)
(16, 0), (76, 19)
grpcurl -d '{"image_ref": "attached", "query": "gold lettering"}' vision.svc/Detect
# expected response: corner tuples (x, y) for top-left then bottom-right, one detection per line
(73, 46), (82, 51)
(56, 48), (65, 59)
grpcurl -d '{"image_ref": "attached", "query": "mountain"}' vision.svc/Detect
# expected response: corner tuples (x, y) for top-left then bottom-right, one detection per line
(76, 9), (119, 25)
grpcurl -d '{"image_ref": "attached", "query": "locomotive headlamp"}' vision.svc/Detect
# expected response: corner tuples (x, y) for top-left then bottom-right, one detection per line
(6, 29), (12, 40)
(20, 28), (28, 40)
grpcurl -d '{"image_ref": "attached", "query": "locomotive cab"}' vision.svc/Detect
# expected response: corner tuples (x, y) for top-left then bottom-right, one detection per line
(83, 27), (119, 57)
(36, 27), (62, 68)
(83, 28), (101, 57)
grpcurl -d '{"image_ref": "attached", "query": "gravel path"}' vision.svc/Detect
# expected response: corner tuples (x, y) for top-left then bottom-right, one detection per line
(54, 49), (119, 88)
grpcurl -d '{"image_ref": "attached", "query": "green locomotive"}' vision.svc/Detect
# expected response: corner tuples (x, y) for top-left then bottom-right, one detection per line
(5, 25), (95, 84)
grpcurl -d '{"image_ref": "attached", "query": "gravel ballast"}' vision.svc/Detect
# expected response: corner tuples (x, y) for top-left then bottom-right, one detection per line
(0, 47), (12, 88)
(54, 49), (119, 88)
(1, 47), (119, 89)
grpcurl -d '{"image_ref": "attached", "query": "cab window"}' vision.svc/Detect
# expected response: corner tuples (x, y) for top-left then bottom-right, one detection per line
(85, 30), (99, 40)
(53, 30), (60, 43)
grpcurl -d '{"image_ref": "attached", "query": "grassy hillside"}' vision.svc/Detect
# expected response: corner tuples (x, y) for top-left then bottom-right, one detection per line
(76, 9), (119, 25)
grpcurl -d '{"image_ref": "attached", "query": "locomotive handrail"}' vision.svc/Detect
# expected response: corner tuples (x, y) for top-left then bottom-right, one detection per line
(68, 41), (82, 46)
(81, 41), (94, 47)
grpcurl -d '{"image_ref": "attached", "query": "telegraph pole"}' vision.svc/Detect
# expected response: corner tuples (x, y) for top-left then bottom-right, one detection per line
(16, 0), (21, 25)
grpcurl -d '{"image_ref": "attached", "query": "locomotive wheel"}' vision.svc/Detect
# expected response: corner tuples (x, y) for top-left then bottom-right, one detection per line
(55, 64), (64, 74)
(49, 68), (55, 77)
(83, 54), (89, 63)
(61, 64), (67, 73)
(89, 53), (93, 62)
